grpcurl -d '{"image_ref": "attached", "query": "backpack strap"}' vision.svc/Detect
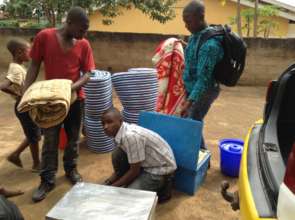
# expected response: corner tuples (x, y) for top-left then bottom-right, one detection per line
(188, 25), (225, 78)
(196, 25), (225, 56)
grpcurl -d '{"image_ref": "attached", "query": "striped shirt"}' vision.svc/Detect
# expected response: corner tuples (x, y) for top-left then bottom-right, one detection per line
(115, 122), (177, 175)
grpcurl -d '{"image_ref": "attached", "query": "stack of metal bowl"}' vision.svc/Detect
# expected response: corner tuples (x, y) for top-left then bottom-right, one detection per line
(112, 68), (158, 124)
(84, 70), (115, 153)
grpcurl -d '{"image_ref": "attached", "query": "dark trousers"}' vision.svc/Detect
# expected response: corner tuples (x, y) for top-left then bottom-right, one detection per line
(40, 100), (82, 184)
(0, 195), (24, 220)
(188, 85), (220, 149)
(14, 101), (41, 144)
(112, 147), (173, 195)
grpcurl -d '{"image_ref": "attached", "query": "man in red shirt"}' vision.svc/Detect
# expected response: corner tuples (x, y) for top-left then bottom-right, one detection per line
(23, 7), (95, 202)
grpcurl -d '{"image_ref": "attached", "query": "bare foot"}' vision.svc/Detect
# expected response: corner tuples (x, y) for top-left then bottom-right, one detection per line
(7, 154), (23, 168)
(0, 187), (24, 198)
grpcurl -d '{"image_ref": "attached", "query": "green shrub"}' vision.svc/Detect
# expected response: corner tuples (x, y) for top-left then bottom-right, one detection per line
(0, 20), (19, 28)
(22, 21), (50, 29)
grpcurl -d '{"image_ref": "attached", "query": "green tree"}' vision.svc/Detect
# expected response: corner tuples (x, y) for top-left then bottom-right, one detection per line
(258, 5), (279, 38)
(237, 0), (242, 37)
(220, 0), (242, 37)
(241, 8), (254, 37)
(2, 0), (178, 27)
(2, 0), (34, 19)
(253, 0), (259, 37)
(230, 8), (254, 37)
(229, 4), (279, 38)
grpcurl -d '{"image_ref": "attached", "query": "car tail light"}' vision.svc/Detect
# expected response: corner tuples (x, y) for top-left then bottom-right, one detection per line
(284, 143), (295, 194)
(264, 80), (277, 120)
(266, 80), (275, 102)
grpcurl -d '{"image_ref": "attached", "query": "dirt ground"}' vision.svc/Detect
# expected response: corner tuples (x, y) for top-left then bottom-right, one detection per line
(0, 85), (266, 220)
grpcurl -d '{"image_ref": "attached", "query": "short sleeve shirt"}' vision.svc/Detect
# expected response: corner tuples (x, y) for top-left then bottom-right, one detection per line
(30, 28), (95, 98)
(115, 122), (177, 175)
(5, 63), (27, 97)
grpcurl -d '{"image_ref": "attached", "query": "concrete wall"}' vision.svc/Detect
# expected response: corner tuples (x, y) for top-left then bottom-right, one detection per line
(243, 37), (295, 85)
(0, 28), (295, 86)
(287, 23), (295, 38)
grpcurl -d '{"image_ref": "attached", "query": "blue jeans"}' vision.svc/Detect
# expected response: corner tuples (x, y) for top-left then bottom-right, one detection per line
(188, 85), (220, 149)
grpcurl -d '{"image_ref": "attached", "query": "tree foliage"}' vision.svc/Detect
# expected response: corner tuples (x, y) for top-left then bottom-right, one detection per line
(221, 0), (280, 38)
(258, 5), (279, 38)
(229, 5), (279, 38)
(1, 0), (178, 27)
(2, 0), (34, 19)
(220, 0), (242, 37)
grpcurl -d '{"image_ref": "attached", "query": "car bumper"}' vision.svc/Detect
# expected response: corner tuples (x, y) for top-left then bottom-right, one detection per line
(239, 120), (276, 220)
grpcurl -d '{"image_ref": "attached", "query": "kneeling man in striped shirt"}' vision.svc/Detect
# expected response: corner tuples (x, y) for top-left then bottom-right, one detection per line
(101, 107), (177, 203)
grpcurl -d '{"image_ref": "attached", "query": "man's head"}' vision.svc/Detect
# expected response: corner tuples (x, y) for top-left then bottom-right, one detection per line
(101, 107), (123, 137)
(6, 38), (30, 62)
(183, 1), (205, 34)
(65, 6), (89, 39)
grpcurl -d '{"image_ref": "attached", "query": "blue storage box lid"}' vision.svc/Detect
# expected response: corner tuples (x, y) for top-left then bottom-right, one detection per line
(138, 111), (203, 171)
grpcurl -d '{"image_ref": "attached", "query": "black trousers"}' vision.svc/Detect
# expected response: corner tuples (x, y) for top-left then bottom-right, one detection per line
(0, 195), (24, 220)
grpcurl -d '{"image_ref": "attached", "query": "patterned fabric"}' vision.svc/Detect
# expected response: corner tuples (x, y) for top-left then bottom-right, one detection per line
(5, 63), (27, 97)
(183, 27), (224, 102)
(152, 38), (186, 116)
(115, 122), (177, 175)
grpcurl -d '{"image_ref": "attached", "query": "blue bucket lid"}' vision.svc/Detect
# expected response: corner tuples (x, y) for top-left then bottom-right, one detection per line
(219, 138), (244, 154)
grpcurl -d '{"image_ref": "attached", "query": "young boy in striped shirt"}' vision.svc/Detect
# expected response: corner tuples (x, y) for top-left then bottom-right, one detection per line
(101, 107), (177, 203)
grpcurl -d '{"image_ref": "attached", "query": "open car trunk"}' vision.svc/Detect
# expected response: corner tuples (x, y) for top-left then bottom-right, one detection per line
(245, 65), (295, 219)
(258, 64), (295, 217)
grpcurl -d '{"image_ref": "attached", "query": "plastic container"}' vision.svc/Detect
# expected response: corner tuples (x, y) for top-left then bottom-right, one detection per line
(174, 150), (211, 195)
(139, 111), (209, 195)
(219, 138), (244, 177)
(59, 127), (67, 150)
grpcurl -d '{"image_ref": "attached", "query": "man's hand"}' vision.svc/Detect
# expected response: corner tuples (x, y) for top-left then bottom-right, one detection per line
(23, 59), (41, 94)
(179, 39), (188, 47)
(0, 79), (12, 91)
(1, 88), (17, 97)
(111, 162), (141, 187)
(71, 72), (90, 91)
(180, 100), (192, 118)
(103, 173), (118, 186)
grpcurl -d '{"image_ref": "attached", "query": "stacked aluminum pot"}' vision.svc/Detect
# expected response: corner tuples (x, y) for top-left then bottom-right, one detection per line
(112, 68), (158, 124)
(84, 70), (115, 153)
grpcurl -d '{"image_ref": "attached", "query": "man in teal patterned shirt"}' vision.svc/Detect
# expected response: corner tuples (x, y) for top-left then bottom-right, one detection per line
(181, 0), (224, 149)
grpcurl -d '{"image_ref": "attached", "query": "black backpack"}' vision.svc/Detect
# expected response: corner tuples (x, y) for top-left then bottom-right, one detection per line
(196, 25), (247, 87)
